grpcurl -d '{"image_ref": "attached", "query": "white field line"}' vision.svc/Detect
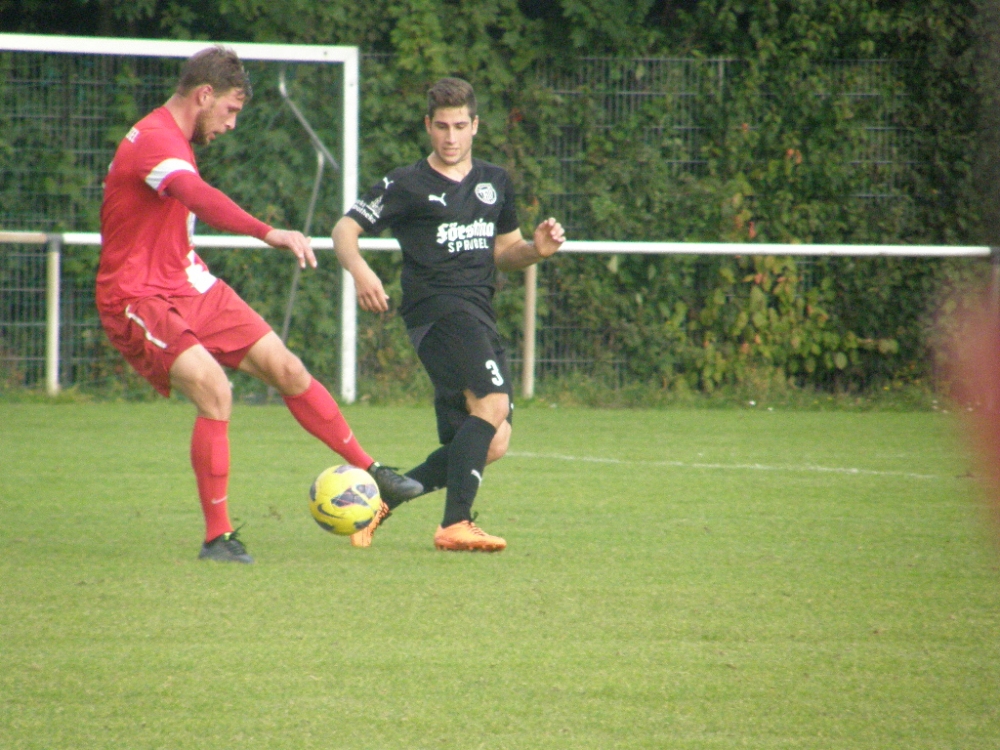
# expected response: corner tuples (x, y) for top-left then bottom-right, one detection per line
(506, 451), (946, 481)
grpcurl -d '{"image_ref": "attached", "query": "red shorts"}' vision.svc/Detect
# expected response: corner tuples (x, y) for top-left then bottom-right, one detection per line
(99, 281), (273, 397)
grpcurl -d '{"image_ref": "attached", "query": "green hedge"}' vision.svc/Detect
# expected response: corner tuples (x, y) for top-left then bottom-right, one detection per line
(1, 0), (992, 399)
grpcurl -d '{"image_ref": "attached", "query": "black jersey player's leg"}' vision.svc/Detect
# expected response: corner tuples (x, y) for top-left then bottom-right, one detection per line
(400, 406), (506, 510)
(390, 382), (465, 507)
(432, 389), (509, 551)
(402, 388), (509, 511)
(404, 445), (450, 502)
(441, 414), (497, 526)
(411, 313), (514, 550)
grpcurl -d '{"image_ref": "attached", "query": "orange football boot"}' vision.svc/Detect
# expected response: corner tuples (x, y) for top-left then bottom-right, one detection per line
(433, 520), (506, 552)
(350, 500), (392, 548)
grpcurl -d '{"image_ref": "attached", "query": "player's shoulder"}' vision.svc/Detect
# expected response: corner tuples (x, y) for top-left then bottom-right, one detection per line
(374, 159), (444, 199)
(384, 159), (427, 185)
(469, 159), (513, 192)
(127, 107), (185, 148)
(470, 158), (510, 179)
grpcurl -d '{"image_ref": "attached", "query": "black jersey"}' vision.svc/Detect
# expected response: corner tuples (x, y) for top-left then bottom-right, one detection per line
(346, 157), (520, 330)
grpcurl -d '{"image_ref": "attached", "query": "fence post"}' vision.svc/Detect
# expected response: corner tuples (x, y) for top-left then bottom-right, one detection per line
(45, 234), (61, 396)
(522, 264), (537, 399)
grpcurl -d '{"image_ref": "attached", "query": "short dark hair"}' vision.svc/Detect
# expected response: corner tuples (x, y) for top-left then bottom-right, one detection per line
(427, 77), (476, 119)
(177, 45), (253, 99)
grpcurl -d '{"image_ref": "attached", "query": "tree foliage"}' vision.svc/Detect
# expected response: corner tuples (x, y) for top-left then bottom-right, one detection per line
(0, 0), (992, 398)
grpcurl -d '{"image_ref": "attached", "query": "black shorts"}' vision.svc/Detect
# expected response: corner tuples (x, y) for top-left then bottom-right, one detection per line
(415, 311), (514, 444)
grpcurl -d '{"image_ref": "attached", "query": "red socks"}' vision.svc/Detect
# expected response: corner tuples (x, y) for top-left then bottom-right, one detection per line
(192, 380), (370, 543)
(191, 416), (232, 542)
(284, 378), (373, 469)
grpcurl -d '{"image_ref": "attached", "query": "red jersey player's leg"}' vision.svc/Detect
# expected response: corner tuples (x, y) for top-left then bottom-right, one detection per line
(168, 340), (252, 563)
(99, 290), (252, 562)
(190, 415), (231, 541)
(282, 377), (373, 468)
(236, 331), (424, 510)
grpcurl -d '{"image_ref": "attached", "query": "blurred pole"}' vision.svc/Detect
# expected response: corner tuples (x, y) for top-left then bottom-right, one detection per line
(991, 247), (1000, 317)
(988, 247), (1000, 414)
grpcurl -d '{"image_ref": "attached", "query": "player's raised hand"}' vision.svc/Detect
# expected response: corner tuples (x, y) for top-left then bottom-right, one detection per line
(351, 262), (390, 313)
(265, 228), (317, 269)
(533, 217), (566, 258)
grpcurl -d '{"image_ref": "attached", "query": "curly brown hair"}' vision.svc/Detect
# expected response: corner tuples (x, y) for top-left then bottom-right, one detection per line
(176, 45), (253, 99)
(426, 77), (476, 119)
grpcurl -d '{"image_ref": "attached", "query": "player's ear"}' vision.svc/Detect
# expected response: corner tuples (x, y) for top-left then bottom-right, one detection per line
(195, 84), (214, 106)
(471, 115), (479, 135)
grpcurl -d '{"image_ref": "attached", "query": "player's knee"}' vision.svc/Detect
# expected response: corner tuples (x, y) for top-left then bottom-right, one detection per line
(273, 351), (310, 394)
(183, 368), (232, 419)
(468, 391), (510, 428)
(486, 421), (511, 464)
(490, 398), (512, 429)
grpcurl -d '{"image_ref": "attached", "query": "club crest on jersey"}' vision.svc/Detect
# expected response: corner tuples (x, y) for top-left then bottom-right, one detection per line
(475, 183), (497, 205)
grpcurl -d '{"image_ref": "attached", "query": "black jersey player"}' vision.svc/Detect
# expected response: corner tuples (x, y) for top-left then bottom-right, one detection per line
(332, 77), (565, 551)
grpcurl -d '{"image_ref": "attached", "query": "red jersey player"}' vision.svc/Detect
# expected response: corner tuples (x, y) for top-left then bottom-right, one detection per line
(96, 45), (422, 563)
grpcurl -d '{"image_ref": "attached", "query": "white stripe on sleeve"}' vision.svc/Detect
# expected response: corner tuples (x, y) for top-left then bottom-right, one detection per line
(145, 158), (196, 192)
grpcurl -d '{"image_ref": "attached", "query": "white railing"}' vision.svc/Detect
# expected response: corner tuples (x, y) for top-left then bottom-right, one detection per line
(1, 230), (995, 400)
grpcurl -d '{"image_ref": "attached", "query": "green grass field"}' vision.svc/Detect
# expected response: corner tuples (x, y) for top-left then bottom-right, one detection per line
(2, 402), (999, 749)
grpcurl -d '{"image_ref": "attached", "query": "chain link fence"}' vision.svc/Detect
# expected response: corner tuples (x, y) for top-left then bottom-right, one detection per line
(0, 49), (913, 393)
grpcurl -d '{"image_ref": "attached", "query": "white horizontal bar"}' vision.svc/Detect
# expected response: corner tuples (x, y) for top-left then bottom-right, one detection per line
(0, 33), (357, 63)
(561, 240), (993, 257)
(57, 234), (359, 251)
(59, 232), (102, 245)
(0, 230), (48, 244)
(34, 233), (996, 258)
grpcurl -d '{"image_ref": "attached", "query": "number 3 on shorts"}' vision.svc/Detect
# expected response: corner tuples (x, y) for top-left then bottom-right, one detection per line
(485, 359), (504, 386)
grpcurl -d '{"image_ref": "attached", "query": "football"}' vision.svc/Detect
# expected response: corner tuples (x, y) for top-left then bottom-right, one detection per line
(308, 465), (382, 535)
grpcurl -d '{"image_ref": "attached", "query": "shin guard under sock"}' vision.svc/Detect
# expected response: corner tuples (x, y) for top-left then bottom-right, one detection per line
(284, 378), (373, 468)
(442, 416), (496, 528)
(191, 416), (232, 542)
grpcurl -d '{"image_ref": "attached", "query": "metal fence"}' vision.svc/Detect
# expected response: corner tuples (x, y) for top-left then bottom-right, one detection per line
(4, 232), (991, 399)
(0, 236), (113, 392)
(534, 57), (910, 235)
(536, 57), (723, 235)
(0, 49), (918, 393)
(1, 53), (171, 231)
(524, 57), (913, 381)
(0, 241), (49, 387)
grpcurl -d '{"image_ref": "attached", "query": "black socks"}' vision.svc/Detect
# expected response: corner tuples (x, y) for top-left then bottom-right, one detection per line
(400, 445), (449, 507)
(400, 415), (497, 525)
(442, 416), (496, 527)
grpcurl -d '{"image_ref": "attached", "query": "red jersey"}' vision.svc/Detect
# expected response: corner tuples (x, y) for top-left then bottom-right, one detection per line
(97, 107), (222, 312)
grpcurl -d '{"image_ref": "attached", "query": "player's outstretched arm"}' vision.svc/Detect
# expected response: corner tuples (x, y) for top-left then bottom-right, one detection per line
(494, 217), (566, 272)
(264, 228), (316, 269)
(332, 216), (390, 313)
(164, 172), (316, 268)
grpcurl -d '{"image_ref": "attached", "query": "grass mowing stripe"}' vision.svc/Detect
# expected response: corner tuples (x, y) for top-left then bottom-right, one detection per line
(1, 403), (998, 749)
